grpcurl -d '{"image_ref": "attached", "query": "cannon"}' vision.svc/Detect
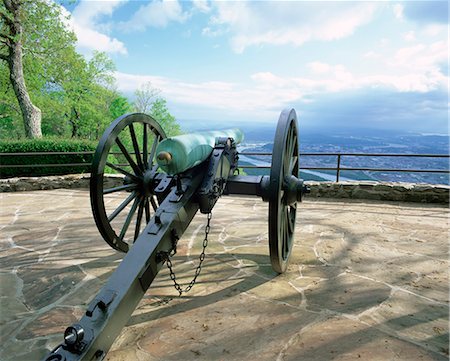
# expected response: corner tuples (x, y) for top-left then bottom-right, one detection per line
(43, 108), (308, 361)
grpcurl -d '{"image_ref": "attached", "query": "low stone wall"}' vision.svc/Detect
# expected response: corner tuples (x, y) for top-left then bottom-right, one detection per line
(0, 174), (92, 192)
(306, 181), (449, 204)
(0, 175), (448, 204)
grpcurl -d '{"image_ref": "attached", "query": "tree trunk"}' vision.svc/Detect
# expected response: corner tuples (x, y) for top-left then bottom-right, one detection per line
(70, 106), (80, 137)
(4, 0), (42, 138)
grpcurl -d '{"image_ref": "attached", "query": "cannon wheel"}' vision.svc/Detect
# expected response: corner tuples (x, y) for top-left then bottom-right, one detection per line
(268, 109), (299, 273)
(90, 113), (166, 253)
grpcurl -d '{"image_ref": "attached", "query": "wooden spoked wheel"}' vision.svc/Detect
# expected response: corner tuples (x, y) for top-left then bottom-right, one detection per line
(90, 113), (166, 253)
(268, 109), (299, 273)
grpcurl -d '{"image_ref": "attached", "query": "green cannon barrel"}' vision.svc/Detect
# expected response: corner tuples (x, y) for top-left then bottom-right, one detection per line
(156, 129), (244, 175)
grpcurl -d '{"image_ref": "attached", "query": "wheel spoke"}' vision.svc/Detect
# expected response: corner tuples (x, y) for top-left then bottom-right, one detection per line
(108, 191), (137, 222)
(283, 131), (292, 176)
(287, 206), (294, 234)
(288, 128), (295, 156)
(134, 197), (145, 241)
(115, 137), (142, 176)
(144, 198), (151, 223)
(279, 208), (285, 249)
(118, 196), (140, 241)
(143, 123), (148, 167)
(103, 183), (137, 195)
(289, 156), (298, 176)
(148, 134), (160, 168)
(106, 162), (140, 182)
(150, 196), (159, 212)
(284, 209), (290, 258)
(129, 123), (144, 171)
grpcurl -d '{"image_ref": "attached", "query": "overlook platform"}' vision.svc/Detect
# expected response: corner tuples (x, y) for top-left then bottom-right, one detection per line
(0, 189), (448, 360)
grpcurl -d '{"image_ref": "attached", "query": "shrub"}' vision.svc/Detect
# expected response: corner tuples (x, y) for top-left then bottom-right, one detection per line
(0, 138), (97, 178)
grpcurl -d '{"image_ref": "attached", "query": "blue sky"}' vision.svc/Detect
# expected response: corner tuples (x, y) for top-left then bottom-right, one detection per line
(63, 1), (448, 134)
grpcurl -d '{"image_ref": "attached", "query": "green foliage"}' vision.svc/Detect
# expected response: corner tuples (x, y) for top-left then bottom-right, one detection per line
(0, 1), (182, 149)
(150, 98), (181, 137)
(110, 96), (133, 120)
(0, 1), (120, 140)
(0, 138), (96, 178)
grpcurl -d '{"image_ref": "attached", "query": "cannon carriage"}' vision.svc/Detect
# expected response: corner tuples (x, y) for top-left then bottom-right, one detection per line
(44, 108), (309, 361)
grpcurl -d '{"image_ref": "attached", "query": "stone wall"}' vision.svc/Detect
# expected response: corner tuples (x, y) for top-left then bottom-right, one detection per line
(306, 181), (449, 204)
(0, 175), (448, 204)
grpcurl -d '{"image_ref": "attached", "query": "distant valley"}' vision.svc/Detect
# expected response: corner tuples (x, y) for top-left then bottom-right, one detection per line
(237, 128), (449, 185)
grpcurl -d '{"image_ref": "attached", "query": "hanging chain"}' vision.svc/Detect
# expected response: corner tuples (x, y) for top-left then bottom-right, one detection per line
(163, 182), (223, 296)
(165, 211), (212, 296)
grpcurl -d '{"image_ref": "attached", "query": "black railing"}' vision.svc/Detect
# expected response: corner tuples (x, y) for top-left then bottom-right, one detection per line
(239, 152), (450, 182)
(1, 151), (449, 183)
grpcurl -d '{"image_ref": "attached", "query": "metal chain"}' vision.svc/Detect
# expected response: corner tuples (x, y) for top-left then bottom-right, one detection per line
(165, 211), (212, 296)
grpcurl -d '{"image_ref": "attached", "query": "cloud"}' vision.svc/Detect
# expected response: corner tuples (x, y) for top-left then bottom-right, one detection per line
(308, 62), (332, 75)
(120, 0), (188, 32)
(203, 2), (379, 53)
(115, 50), (447, 123)
(67, 0), (127, 55)
(192, 0), (211, 13)
(403, 31), (416, 42)
(300, 89), (448, 133)
(72, 0), (123, 26)
(115, 69), (448, 132)
(115, 70), (303, 122)
(393, 4), (404, 20)
(391, 41), (447, 72)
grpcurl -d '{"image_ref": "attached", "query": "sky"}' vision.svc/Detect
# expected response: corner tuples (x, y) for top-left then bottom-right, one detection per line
(62, 1), (448, 134)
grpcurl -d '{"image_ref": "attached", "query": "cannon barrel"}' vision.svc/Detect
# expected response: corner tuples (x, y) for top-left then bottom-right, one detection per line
(156, 128), (244, 175)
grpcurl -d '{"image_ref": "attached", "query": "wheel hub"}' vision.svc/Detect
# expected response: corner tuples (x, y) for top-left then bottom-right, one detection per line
(142, 169), (157, 196)
(282, 175), (310, 206)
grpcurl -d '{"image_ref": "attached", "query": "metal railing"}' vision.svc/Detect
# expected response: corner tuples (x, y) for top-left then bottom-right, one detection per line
(1, 151), (449, 182)
(240, 152), (450, 182)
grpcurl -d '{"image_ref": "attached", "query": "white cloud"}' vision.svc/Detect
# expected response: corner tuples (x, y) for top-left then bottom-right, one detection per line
(116, 71), (302, 120)
(393, 4), (404, 20)
(308, 62), (332, 75)
(204, 2), (379, 53)
(423, 24), (447, 37)
(67, 0), (128, 55)
(72, 0), (124, 26)
(363, 51), (381, 59)
(120, 0), (188, 32)
(391, 41), (448, 72)
(72, 23), (127, 55)
(192, 0), (211, 14)
(403, 31), (415, 42)
(115, 40), (447, 120)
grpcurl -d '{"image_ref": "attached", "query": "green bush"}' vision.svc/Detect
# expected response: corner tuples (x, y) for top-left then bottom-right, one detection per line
(0, 138), (97, 178)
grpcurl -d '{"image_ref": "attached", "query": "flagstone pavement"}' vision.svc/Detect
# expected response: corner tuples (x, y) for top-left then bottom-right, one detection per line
(0, 189), (448, 361)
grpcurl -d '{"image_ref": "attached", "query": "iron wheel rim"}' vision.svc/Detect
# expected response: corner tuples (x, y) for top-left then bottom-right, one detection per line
(268, 108), (299, 273)
(90, 113), (166, 252)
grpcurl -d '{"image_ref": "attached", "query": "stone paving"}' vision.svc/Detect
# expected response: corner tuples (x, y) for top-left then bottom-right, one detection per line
(0, 189), (448, 361)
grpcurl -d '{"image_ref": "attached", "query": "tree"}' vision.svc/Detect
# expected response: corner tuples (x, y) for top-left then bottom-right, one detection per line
(149, 98), (181, 136)
(0, 0), (78, 139)
(110, 95), (133, 120)
(57, 51), (117, 138)
(133, 82), (180, 136)
(134, 81), (161, 114)
(0, 0), (41, 138)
